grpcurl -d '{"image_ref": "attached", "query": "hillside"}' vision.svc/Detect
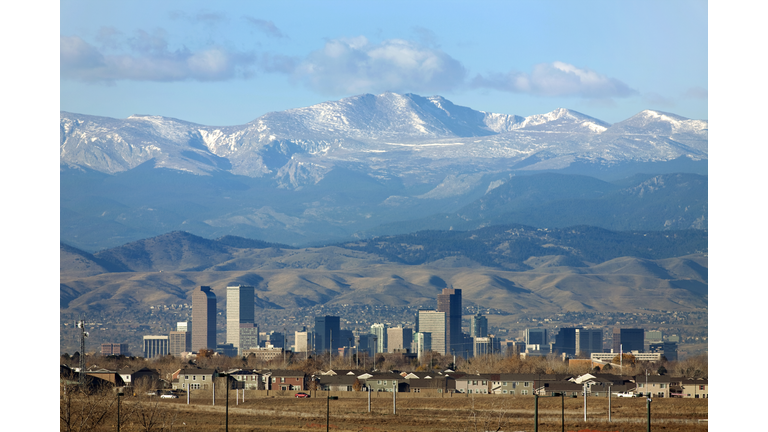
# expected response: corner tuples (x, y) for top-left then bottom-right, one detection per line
(60, 228), (707, 316)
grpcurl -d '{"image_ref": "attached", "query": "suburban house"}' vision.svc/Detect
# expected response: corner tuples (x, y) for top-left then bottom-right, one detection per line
(119, 367), (160, 388)
(317, 375), (359, 391)
(226, 369), (264, 390)
(634, 374), (671, 398)
(266, 370), (306, 391)
(174, 368), (216, 391)
(681, 378), (708, 398)
(365, 373), (409, 392)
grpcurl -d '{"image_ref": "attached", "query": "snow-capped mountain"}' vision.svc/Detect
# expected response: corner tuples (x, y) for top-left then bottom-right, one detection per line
(60, 92), (708, 181)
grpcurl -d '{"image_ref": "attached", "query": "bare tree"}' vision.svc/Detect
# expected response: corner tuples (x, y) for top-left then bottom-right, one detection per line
(60, 383), (116, 432)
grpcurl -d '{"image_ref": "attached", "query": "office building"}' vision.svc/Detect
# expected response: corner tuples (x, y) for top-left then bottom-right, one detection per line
(169, 331), (191, 357)
(357, 333), (375, 357)
(216, 343), (238, 357)
(649, 342), (678, 362)
(261, 330), (285, 348)
(192, 286), (217, 352)
(646, 330), (663, 343)
(339, 329), (355, 348)
(437, 288), (463, 355)
(613, 328), (645, 353)
(295, 327), (314, 353)
(417, 309), (446, 354)
(226, 284), (255, 355)
(143, 335), (169, 359)
(101, 343), (129, 356)
(415, 332), (432, 361)
(553, 327), (579, 356)
(473, 336), (500, 356)
(370, 323), (388, 354)
(387, 326), (413, 353)
(240, 323), (259, 352)
(176, 322), (189, 332)
(525, 328), (548, 346)
(575, 328), (603, 357)
(470, 313), (488, 338)
(314, 316), (341, 353)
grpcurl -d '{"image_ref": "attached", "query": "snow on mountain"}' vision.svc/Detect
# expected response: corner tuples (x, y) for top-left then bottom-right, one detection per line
(60, 93), (708, 182)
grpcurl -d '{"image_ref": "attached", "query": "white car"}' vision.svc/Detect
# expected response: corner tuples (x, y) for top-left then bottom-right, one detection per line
(160, 394), (179, 399)
(616, 392), (636, 398)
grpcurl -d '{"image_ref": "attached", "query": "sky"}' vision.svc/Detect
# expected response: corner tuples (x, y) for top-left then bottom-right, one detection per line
(60, 0), (708, 126)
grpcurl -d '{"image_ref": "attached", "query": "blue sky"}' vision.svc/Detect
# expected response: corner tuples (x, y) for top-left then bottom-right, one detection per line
(60, 0), (708, 126)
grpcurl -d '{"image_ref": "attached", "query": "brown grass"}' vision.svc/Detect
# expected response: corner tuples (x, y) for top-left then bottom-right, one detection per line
(64, 389), (708, 431)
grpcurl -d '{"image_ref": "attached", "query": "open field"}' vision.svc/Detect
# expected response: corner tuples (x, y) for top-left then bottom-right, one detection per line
(62, 391), (708, 431)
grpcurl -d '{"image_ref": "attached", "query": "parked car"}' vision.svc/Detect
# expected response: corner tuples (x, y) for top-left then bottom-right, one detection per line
(616, 392), (636, 398)
(160, 393), (179, 399)
(295, 392), (310, 398)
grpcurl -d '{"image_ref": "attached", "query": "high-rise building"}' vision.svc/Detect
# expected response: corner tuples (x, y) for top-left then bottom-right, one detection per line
(176, 322), (189, 332)
(192, 286), (217, 352)
(417, 309), (446, 354)
(613, 328), (645, 353)
(295, 327), (314, 353)
(370, 323), (388, 354)
(387, 326), (413, 353)
(143, 335), (169, 359)
(553, 327), (579, 356)
(575, 328), (603, 357)
(649, 342), (678, 361)
(473, 336), (501, 357)
(239, 323), (259, 352)
(437, 288), (463, 355)
(314, 316), (340, 353)
(415, 332), (432, 361)
(357, 333), (375, 357)
(226, 284), (255, 355)
(169, 331), (191, 357)
(470, 313), (488, 338)
(525, 328), (548, 346)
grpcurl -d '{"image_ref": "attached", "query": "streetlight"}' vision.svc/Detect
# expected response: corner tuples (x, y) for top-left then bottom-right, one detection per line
(218, 372), (234, 432)
(326, 395), (338, 432)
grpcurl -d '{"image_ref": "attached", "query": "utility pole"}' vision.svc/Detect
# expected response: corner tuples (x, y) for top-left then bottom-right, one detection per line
(76, 318), (88, 387)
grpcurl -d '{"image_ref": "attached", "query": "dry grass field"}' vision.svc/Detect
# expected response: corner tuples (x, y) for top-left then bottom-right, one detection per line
(62, 390), (708, 431)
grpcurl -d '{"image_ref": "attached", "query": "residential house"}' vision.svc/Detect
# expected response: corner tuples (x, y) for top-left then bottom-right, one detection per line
(365, 373), (409, 392)
(455, 374), (495, 394)
(226, 369), (264, 390)
(119, 367), (160, 389)
(317, 375), (359, 391)
(634, 374), (671, 398)
(174, 368), (216, 391)
(267, 370), (306, 391)
(681, 378), (708, 398)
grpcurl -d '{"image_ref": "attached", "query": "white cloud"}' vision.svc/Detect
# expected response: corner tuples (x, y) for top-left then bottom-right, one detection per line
(472, 61), (636, 99)
(60, 35), (254, 83)
(293, 37), (466, 95)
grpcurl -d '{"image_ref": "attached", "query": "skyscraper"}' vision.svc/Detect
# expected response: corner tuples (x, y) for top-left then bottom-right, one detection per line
(370, 323), (388, 354)
(314, 315), (340, 353)
(169, 331), (191, 357)
(613, 328), (645, 353)
(226, 284), (255, 355)
(295, 327), (314, 353)
(415, 332), (432, 361)
(525, 328), (548, 346)
(437, 288), (463, 355)
(553, 327), (579, 356)
(575, 328), (603, 357)
(387, 326), (413, 353)
(470, 313), (488, 338)
(192, 286), (217, 352)
(417, 309), (446, 354)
